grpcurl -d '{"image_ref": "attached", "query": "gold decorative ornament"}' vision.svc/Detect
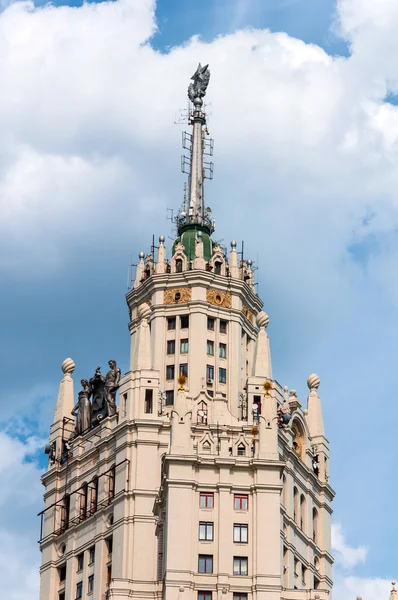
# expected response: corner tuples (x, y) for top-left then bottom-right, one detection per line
(164, 287), (192, 304)
(263, 380), (272, 396)
(242, 304), (254, 324)
(178, 374), (187, 390)
(250, 425), (258, 437)
(206, 289), (232, 308)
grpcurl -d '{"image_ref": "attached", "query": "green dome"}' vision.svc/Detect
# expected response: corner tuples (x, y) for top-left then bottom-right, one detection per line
(173, 225), (213, 262)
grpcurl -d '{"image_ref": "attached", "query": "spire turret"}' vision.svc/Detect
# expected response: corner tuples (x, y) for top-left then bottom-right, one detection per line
(177, 63), (214, 236)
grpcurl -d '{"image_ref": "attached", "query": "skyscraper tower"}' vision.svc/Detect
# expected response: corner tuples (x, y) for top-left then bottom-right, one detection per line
(39, 64), (334, 600)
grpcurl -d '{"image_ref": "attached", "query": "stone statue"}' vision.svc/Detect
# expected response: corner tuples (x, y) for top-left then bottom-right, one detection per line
(72, 379), (92, 435)
(188, 63), (210, 104)
(90, 366), (107, 425)
(104, 360), (121, 417)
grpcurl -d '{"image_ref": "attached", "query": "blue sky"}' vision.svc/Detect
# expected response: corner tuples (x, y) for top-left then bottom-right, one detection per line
(1, 0), (398, 598)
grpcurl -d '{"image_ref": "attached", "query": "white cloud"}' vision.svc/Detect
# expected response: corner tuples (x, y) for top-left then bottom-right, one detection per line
(334, 574), (392, 600)
(0, 0), (398, 595)
(0, 430), (43, 599)
(332, 523), (368, 570)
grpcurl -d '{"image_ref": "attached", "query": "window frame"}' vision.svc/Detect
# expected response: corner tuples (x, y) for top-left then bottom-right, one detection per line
(88, 574), (94, 594)
(180, 315), (189, 329)
(76, 581), (83, 600)
(233, 594), (247, 600)
(165, 390), (174, 406)
(198, 592), (212, 600)
(180, 338), (189, 354)
(233, 523), (248, 543)
(219, 367), (227, 384)
(207, 317), (215, 331)
(206, 340), (214, 355)
(167, 340), (176, 355)
(166, 365), (175, 381)
(198, 554), (213, 574)
(219, 319), (227, 334)
(167, 317), (176, 330)
(199, 521), (214, 541)
(199, 492), (214, 508)
(219, 343), (227, 358)
(206, 364), (214, 380)
(77, 553), (84, 572)
(144, 389), (153, 414)
(233, 556), (248, 576)
(88, 546), (95, 565)
(234, 494), (248, 511)
(179, 363), (188, 378)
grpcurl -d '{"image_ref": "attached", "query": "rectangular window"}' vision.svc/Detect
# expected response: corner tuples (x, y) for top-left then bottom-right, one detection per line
(88, 574), (94, 594)
(167, 317), (176, 330)
(233, 523), (248, 543)
(58, 565), (66, 582)
(59, 593), (65, 600)
(180, 315), (189, 328)
(166, 365), (175, 380)
(198, 593), (212, 600)
(165, 390), (174, 406)
(167, 340), (175, 354)
(253, 395), (262, 416)
(198, 554), (213, 574)
(106, 537), (113, 556)
(219, 343), (227, 358)
(207, 317), (215, 330)
(234, 494), (248, 510)
(207, 340), (214, 355)
(219, 368), (227, 384)
(220, 319), (227, 334)
(107, 565), (112, 585)
(233, 595), (247, 600)
(76, 582), (83, 599)
(180, 339), (189, 353)
(179, 363), (188, 377)
(233, 556), (248, 576)
(200, 492), (214, 508)
(199, 521), (214, 541)
(77, 553), (84, 572)
(206, 365), (214, 381)
(88, 546), (95, 565)
(144, 389), (153, 414)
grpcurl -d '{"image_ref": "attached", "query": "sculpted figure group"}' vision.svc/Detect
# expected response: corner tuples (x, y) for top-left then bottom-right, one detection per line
(72, 360), (121, 436)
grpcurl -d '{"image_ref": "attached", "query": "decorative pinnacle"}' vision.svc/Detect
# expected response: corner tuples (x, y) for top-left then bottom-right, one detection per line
(307, 373), (321, 391)
(62, 358), (75, 376)
(188, 63), (210, 106)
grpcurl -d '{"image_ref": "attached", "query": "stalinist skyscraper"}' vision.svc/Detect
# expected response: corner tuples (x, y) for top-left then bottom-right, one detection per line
(39, 64), (334, 600)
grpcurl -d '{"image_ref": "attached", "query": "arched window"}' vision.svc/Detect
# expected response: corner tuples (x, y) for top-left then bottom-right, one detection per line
(89, 477), (98, 515)
(60, 494), (70, 531)
(293, 487), (299, 523)
(292, 420), (304, 458)
(282, 475), (287, 508)
(176, 259), (183, 273)
(313, 507), (319, 544)
(108, 465), (116, 502)
(300, 494), (306, 532)
(79, 483), (88, 520)
(214, 261), (222, 275)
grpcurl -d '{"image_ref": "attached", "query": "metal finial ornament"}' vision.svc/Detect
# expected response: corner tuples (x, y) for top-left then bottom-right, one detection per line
(188, 63), (211, 106)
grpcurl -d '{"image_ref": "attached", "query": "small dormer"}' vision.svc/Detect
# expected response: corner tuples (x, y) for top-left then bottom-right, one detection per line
(209, 244), (226, 276)
(171, 242), (188, 273)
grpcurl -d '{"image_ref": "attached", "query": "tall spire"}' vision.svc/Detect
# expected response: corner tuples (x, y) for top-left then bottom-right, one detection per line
(177, 63), (214, 236)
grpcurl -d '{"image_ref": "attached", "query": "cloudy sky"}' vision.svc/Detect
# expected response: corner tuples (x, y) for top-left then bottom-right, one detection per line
(0, 0), (397, 597)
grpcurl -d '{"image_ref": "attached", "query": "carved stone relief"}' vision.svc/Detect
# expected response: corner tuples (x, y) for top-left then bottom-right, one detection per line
(206, 289), (232, 308)
(164, 287), (192, 304)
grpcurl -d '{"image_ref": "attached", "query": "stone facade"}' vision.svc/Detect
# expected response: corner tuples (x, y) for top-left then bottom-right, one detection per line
(38, 67), (335, 600)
